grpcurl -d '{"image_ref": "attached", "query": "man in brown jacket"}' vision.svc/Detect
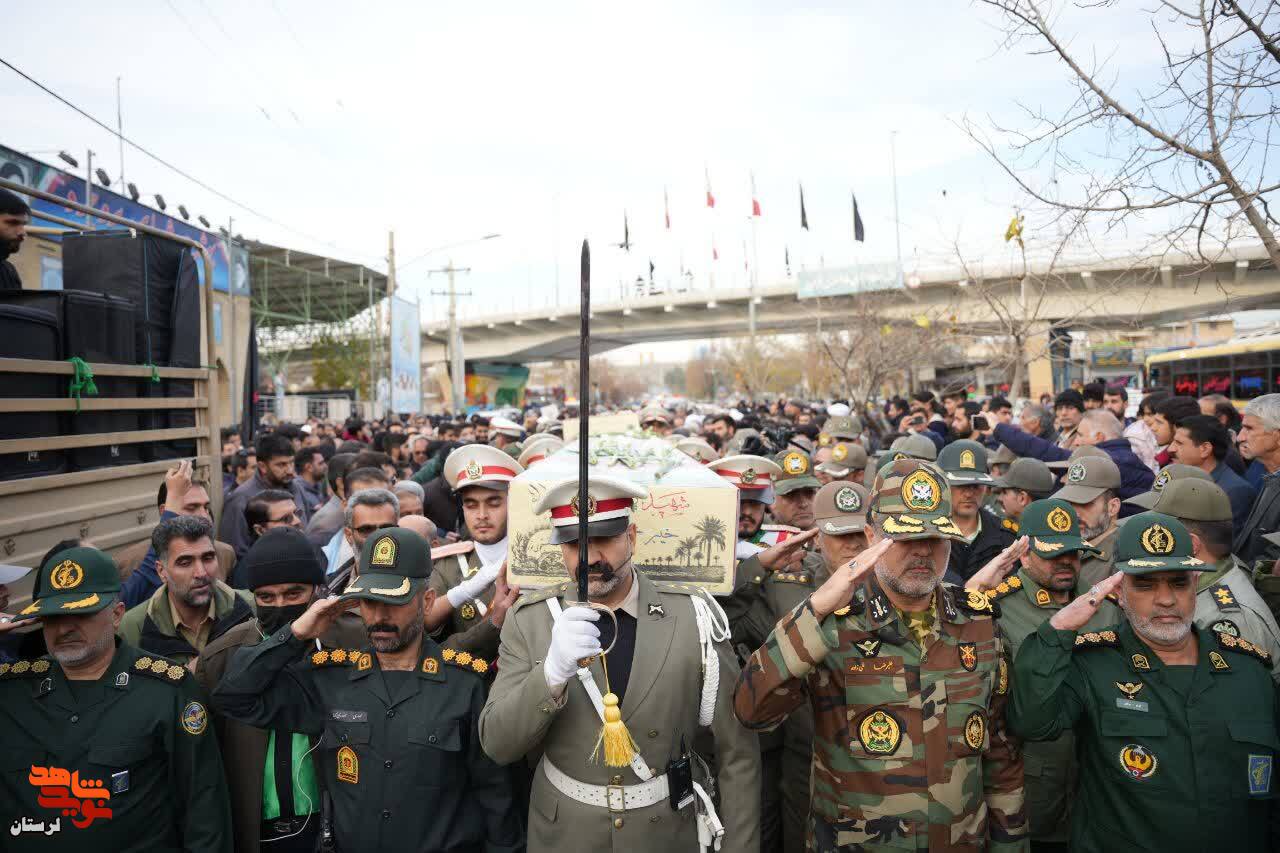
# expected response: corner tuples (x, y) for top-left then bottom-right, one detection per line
(195, 528), (364, 853)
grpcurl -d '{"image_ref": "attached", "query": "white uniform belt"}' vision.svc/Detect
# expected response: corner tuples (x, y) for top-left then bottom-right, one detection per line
(541, 757), (669, 812)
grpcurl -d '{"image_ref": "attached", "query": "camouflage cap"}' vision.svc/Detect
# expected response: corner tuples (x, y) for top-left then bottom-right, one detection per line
(341, 527), (432, 605)
(774, 450), (821, 495)
(991, 458), (1056, 497)
(1055, 454), (1122, 505)
(888, 432), (938, 461)
(936, 439), (993, 485)
(990, 444), (1018, 467)
(16, 546), (121, 620)
(1113, 511), (1205, 574)
(813, 481), (869, 535)
(1149, 478), (1232, 523)
(1045, 444), (1107, 470)
(1019, 499), (1101, 559)
(868, 459), (964, 541)
(1124, 463), (1213, 509)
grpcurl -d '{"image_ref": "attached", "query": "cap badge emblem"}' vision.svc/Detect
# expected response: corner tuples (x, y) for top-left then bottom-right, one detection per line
(569, 494), (598, 518)
(835, 487), (861, 513)
(1140, 524), (1175, 555)
(371, 536), (397, 567)
(1119, 743), (1158, 779)
(464, 460), (483, 481)
(901, 470), (941, 512)
(782, 452), (807, 475)
(50, 560), (84, 590)
(832, 444), (849, 463)
(1046, 506), (1073, 533)
(740, 467), (758, 485)
(1153, 470), (1170, 490)
(959, 449), (976, 469)
(858, 709), (901, 755)
(1067, 462), (1087, 483)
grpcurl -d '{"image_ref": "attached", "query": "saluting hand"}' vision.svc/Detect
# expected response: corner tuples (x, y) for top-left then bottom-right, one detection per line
(488, 571), (520, 630)
(290, 595), (349, 642)
(1048, 571), (1123, 632)
(164, 459), (194, 514)
(965, 536), (1029, 592)
(758, 527), (820, 572)
(809, 537), (894, 621)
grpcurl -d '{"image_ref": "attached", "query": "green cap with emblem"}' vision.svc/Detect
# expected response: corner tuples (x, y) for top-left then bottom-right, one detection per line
(868, 458), (964, 541)
(813, 481), (869, 535)
(1054, 453), (1122, 505)
(1019, 498), (1101, 559)
(936, 439), (994, 485)
(773, 449), (821, 495)
(341, 527), (433, 605)
(888, 432), (938, 461)
(1113, 511), (1205, 573)
(1124, 463), (1213, 509)
(15, 546), (120, 620)
(1149, 478), (1232, 522)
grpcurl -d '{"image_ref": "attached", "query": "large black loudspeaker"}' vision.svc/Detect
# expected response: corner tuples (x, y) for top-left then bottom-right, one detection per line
(0, 304), (66, 480)
(61, 231), (202, 460)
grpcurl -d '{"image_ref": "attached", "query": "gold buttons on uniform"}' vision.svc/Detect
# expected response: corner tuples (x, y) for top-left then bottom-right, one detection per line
(611, 775), (623, 785)
(648, 729), (659, 738)
(613, 818), (624, 829)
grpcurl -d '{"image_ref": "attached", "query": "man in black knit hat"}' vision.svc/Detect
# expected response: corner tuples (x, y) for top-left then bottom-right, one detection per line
(195, 528), (365, 853)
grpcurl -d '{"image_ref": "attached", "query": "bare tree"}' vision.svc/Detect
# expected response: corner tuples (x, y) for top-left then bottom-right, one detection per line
(967, 0), (1280, 268)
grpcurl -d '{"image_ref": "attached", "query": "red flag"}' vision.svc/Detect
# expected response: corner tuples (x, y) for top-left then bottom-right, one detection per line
(750, 172), (761, 217)
(663, 187), (671, 230)
(705, 167), (715, 208)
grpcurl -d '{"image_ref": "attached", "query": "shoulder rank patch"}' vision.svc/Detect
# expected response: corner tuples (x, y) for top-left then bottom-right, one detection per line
(513, 581), (572, 612)
(132, 655), (187, 683)
(1001, 517), (1019, 533)
(650, 581), (701, 596)
(1074, 630), (1120, 650)
(772, 572), (812, 585)
(1219, 632), (1272, 665)
(984, 576), (1022, 603)
(957, 587), (996, 618)
(1212, 619), (1240, 638)
(0, 658), (56, 679)
(1210, 584), (1238, 611)
(311, 648), (361, 667)
(442, 648), (490, 675)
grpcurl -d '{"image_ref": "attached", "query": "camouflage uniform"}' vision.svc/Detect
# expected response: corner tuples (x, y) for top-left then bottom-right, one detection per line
(734, 460), (1029, 852)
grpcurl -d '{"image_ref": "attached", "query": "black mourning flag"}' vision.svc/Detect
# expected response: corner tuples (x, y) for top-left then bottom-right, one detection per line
(852, 192), (865, 242)
(799, 183), (809, 231)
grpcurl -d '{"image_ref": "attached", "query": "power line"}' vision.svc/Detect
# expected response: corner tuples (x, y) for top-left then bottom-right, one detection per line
(0, 54), (379, 261)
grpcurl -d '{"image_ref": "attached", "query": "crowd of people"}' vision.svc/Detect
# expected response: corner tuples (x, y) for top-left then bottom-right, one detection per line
(0, 383), (1278, 853)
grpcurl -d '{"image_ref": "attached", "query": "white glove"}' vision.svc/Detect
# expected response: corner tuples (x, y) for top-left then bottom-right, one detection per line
(446, 560), (503, 608)
(735, 540), (765, 561)
(544, 606), (601, 690)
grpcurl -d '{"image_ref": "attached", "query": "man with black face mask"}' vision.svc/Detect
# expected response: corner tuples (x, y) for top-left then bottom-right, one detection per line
(195, 528), (365, 853)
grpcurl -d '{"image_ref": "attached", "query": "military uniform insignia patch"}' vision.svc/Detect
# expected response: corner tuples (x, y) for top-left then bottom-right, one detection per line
(1132, 653), (1151, 670)
(180, 701), (208, 736)
(50, 559), (85, 590)
(357, 653), (372, 671)
(465, 460), (484, 481)
(1116, 681), (1144, 700)
(1120, 744), (1158, 779)
(648, 603), (665, 618)
(868, 594), (891, 622)
(855, 638), (881, 658)
(831, 444), (849, 463)
(1035, 589), (1052, 607)
(1211, 585), (1237, 609)
(958, 642), (977, 671)
(31, 660), (49, 674)
(1046, 506), (1073, 533)
(901, 470), (942, 512)
(422, 657), (439, 674)
(337, 746), (359, 784)
(371, 536), (397, 567)
(959, 449), (976, 469)
(964, 590), (992, 612)
(1067, 462), (1087, 483)
(996, 657), (1009, 695)
(1212, 619), (1240, 637)
(858, 709), (902, 755)
(331, 649), (348, 664)
(312, 650), (330, 666)
(834, 487), (861, 513)
(782, 452), (808, 474)
(460, 602), (477, 621)
(1210, 651), (1230, 671)
(1140, 524), (1175, 555)
(963, 711), (985, 750)
(1249, 755), (1273, 795)
(11, 661), (29, 674)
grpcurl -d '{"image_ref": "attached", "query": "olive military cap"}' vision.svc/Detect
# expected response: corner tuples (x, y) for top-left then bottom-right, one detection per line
(341, 527), (433, 605)
(1019, 499), (1101, 559)
(1124, 463), (1213, 509)
(990, 444), (1018, 467)
(1045, 444), (1108, 471)
(868, 459), (964, 541)
(774, 449), (821, 495)
(1055, 454), (1122, 504)
(813, 482), (870, 535)
(936, 439), (994, 485)
(992, 457), (1056, 497)
(1149, 478), (1232, 523)
(16, 546), (121, 619)
(818, 441), (868, 477)
(1113, 511), (1205, 574)
(888, 432), (938, 461)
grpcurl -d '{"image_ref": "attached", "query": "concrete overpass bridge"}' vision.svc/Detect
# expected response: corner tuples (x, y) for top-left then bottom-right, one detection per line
(421, 243), (1279, 364)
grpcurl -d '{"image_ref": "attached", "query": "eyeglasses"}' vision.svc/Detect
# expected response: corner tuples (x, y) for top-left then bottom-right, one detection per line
(269, 511), (299, 525)
(353, 522), (398, 537)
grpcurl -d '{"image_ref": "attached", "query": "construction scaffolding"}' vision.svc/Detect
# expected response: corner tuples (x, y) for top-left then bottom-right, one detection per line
(245, 240), (390, 402)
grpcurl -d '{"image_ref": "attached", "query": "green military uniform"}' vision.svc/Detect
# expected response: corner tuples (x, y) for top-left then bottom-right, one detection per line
(427, 541), (501, 658)
(734, 460), (1029, 852)
(213, 528), (521, 853)
(0, 546), (231, 852)
(1010, 512), (1280, 852)
(985, 500), (1120, 846)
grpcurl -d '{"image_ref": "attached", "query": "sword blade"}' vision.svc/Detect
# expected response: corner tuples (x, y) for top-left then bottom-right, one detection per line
(577, 239), (591, 604)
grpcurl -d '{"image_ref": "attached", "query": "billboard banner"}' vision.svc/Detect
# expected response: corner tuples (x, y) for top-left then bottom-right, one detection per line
(465, 362), (529, 411)
(0, 144), (237, 293)
(797, 261), (900, 299)
(389, 295), (422, 413)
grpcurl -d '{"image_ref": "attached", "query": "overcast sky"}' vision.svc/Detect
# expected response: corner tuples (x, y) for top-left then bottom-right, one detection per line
(4, 2), (1206, 351)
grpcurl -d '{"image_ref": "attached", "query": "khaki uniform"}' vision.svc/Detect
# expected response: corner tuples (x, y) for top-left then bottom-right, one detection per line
(479, 572), (761, 853)
(428, 541), (501, 660)
(1077, 524), (1118, 589)
(1194, 556), (1280, 682)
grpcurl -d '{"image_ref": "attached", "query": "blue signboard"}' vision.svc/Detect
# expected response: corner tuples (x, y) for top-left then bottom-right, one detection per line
(0, 143), (245, 294)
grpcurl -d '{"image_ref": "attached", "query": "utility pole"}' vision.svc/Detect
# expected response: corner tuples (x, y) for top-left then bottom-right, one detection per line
(429, 261), (472, 415)
(116, 77), (125, 186)
(227, 217), (237, 423)
(85, 149), (94, 227)
(890, 131), (904, 289)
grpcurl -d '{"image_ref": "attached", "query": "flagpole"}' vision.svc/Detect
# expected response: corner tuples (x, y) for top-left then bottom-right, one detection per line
(890, 131), (904, 289)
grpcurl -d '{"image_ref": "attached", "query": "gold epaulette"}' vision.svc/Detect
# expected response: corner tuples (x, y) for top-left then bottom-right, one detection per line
(1217, 632), (1272, 665)
(772, 572), (812, 585)
(132, 655), (188, 683)
(309, 648), (366, 668)
(1001, 517), (1019, 533)
(1073, 629), (1119, 649)
(441, 647), (491, 675)
(0, 658), (53, 679)
(957, 587), (996, 617)
(983, 575), (1023, 602)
